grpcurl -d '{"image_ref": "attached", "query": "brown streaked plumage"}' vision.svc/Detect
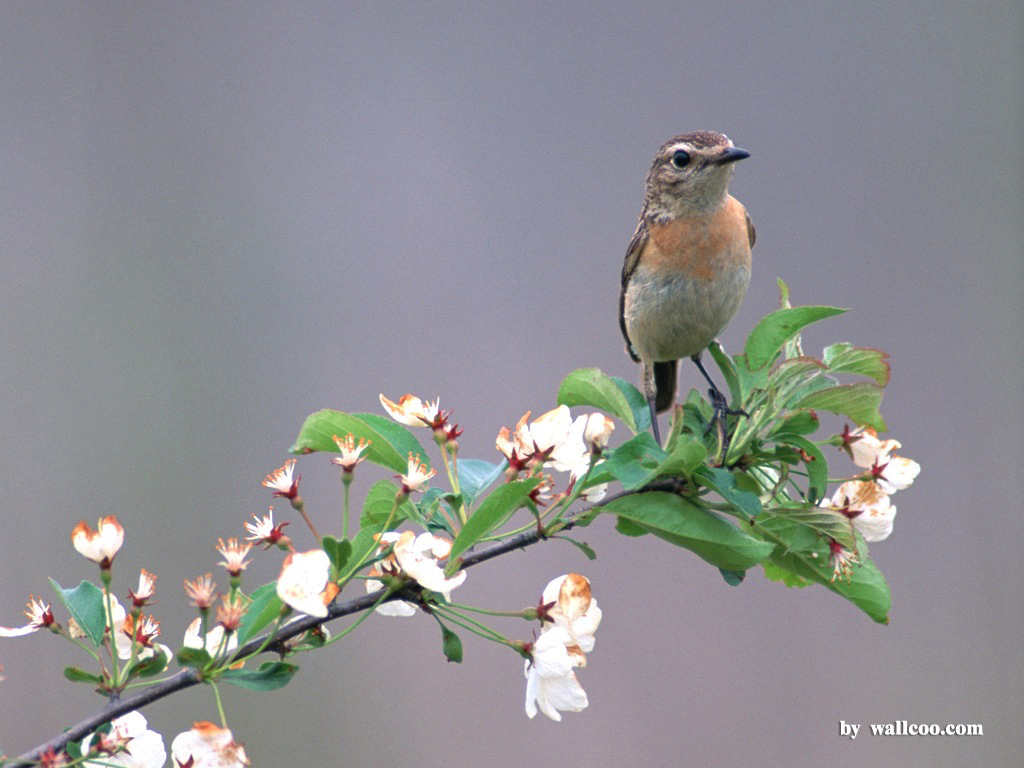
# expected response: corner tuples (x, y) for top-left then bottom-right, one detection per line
(619, 131), (754, 448)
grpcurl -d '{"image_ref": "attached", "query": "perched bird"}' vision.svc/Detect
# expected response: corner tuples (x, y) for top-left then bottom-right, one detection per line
(619, 131), (754, 453)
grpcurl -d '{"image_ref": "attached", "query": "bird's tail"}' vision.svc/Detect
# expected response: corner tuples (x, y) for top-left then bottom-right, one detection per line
(653, 360), (677, 413)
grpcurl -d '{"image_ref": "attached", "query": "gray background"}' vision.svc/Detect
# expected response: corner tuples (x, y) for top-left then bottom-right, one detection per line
(1, 2), (1021, 766)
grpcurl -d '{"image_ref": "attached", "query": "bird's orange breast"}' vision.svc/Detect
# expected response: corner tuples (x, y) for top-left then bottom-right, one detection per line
(644, 196), (751, 281)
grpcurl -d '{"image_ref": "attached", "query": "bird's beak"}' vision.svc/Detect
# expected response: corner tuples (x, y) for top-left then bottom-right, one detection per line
(715, 147), (751, 164)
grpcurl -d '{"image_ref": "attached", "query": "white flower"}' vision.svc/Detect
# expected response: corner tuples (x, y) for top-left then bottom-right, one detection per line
(379, 393), (441, 427)
(184, 617), (239, 659)
(393, 531), (466, 597)
(823, 480), (897, 542)
(524, 626), (589, 721)
(171, 722), (249, 767)
(331, 434), (371, 471)
(262, 459), (300, 499)
(118, 613), (171, 664)
(0, 596), (54, 637)
(398, 454), (436, 494)
(216, 538), (253, 576)
(365, 576), (418, 617)
(569, 458), (608, 503)
(841, 426), (920, 492)
(366, 531), (465, 616)
(71, 516), (124, 566)
(183, 574), (218, 610)
(366, 532), (417, 616)
(539, 574), (602, 653)
(82, 711), (166, 768)
(277, 549), (335, 618)
(128, 569), (157, 607)
(582, 413), (615, 452)
(840, 426), (897, 467)
(869, 450), (921, 494)
(829, 539), (858, 582)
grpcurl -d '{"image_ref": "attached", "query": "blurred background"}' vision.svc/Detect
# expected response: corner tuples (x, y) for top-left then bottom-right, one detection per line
(1, 2), (1020, 765)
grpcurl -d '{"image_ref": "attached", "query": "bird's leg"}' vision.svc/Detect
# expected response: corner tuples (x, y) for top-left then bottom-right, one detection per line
(691, 353), (746, 465)
(643, 363), (662, 446)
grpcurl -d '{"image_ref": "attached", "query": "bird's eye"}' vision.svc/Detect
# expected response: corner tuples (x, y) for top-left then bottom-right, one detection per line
(670, 149), (691, 169)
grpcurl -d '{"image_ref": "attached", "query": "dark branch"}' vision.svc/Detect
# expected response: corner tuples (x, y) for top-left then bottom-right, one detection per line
(11, 482), (674, 765)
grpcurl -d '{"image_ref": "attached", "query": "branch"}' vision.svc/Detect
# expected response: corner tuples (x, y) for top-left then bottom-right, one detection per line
(10, 483), (671, 765)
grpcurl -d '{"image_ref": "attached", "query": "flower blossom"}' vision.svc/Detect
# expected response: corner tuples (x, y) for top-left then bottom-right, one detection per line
(524, 626), (589, 721)
(829, 539), (858, 582)
(539, 574), (602, 653)
(171, 722), (250, 767)
(331, 434), (371, 472)
(497, 408), (612, 502)
(277, 549), (337, 618)
(244, 508), (291, 550)
(839, 425), (920, 492)
(81, 710), (166, 768)
(215, 594), (248, 632)
(262, 459), (300, 500)
(183, 617), (238, 659)
(582, 413), (615, 453)
(184, 573), (218, 610)
(0, 596), (55, 637)
(397, 453), (436, 494)
(216, 538), (253, 577)
(120, 613), (171, 663)
(822, 480), (897, 542)
(366, 531), (466, 616)
(71, 516), (124, 567)
(380, 393), (446, 427)
(128, 569), (157, 608)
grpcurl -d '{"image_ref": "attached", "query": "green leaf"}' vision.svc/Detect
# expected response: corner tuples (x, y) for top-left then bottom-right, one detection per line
(770, 356), (828, 391)
(321, 535), (352, 573)
(450, 479), (540, 561)
(338, 525), (388, 584)
(417, 488), (454, 536)
(289, 409), (429, 472)
(222, 661), (299, 691)
(615, 517), (648, 537)
(772, 434), (829, 503)
(557, 368), (651, 434)
(718, 568), (745, 586)
(642, 435), (707, 485)
(823, 343), (891, 386)
(699, 467), (762, 520)
(440, 625), (463, 663)
(761, 559), (811, 587)
(708, 341), (742, 406)
(602, 432), (665, 490)
(237, 583), (285, 645)
(177, 647), (212, 669)
(360, 479), (417, 528)
(555, 535), (598, 560)
(757, 504), (858, 554)
(769, 410), (820, 438)
(603, 492), (773, 571)
(794, 382), (887, 431)
(129, 651), (170, 678)
(776, 277), (792, 308)
(767, 544), (891, 624)
(49, 579), (106, 647)
(63, 667), (103, 684)
(457, 459), (505, 505)
(745, 306), (848, 370)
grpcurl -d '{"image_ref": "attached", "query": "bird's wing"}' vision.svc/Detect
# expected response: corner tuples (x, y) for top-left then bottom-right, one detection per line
(619, 217), (649, 363)
(745, 207), (756, 249)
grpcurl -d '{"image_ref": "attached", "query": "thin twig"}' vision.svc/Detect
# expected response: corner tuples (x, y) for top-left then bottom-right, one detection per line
(10, 481), (675, 765)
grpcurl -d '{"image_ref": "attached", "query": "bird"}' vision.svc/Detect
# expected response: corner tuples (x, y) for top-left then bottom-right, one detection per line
(619, 131), (754, 457)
